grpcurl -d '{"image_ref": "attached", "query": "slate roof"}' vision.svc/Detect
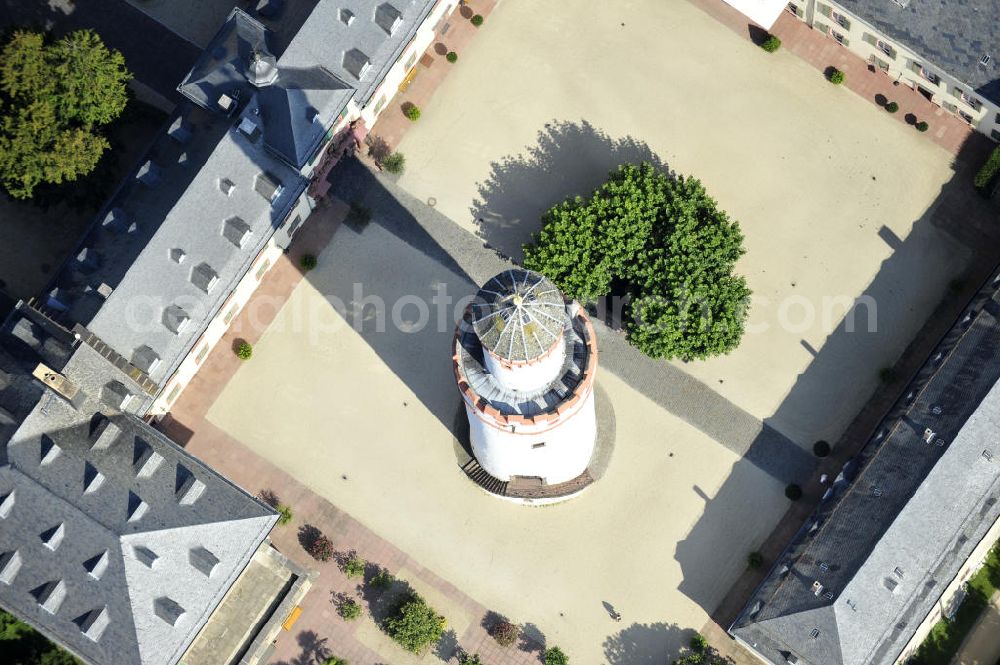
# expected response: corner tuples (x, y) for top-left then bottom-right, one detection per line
(46, 104), (307, 389)
(179, 1), (437, 168)
(834, 0), (1000, 103)
(0, 312), (276, 665)
(731, 271), (1000, 665)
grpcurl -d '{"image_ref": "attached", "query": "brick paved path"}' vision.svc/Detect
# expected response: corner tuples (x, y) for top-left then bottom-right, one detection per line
(687, 0), (975, 155)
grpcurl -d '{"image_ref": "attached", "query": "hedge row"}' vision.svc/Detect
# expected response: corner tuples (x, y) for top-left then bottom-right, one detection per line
(974, 145), (1000, 190)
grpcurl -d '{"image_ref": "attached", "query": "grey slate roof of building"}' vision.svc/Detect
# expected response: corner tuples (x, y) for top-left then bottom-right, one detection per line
(179, 1), (437, 168)
(731, 271), (1000, 665)
(46, 103), (307, 390)
(834, 0), (1000, 103)
(0, 309), (277, 665)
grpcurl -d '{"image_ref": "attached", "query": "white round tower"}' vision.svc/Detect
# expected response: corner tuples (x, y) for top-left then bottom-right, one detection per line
(452, 269), (599, 488)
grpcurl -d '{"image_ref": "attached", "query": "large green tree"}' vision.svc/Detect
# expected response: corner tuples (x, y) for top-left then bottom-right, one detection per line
(523, 162), (750, 361)
(384, 594), (446, 654)
(0, 29), (131, 199)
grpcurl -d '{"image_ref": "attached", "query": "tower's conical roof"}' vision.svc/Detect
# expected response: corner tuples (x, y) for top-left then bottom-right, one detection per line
(471, 270), (567, 362)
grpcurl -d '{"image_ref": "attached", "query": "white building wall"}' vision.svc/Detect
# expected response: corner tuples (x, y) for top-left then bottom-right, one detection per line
(467, 388), (597, 485)
(483, 342), (566, 392)
(786, 0), (1000, 142)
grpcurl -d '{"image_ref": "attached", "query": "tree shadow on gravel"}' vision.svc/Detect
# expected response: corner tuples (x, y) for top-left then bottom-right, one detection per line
(470, 119), (670, 262)
(602, 622), (694, 665)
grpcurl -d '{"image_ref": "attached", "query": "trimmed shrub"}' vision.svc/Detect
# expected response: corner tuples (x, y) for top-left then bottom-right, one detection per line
(343, 555), (366, 579)
(829, 68), (845, 84)
(338, 598), (362, 620)
(761, 35), (781, 53)
(446, 51), (458, 63)
(307, 534), (334, 562)
(370, 568), (395, 590)
(404, 104), (421, 121)
(323, 658), (348, 665)
(885, 101), (899, 113)
(471, 14), (484, 26)
(299, 254), (317, 271)
(236, 341), (253, 361)
(690, 633), (709, 652)
(459, 653), (483, 665)
(382, 152), (406, 175)
(346, 201), (372, 229)
(785, 484), (803, 501)
(974, 145), (1000, 190)
(544, 646), (569, 665)
(490, 620), (520, 647)
(277, 504), (293, 526)
(916, 120), (929, 132)
(747, 551), (764, 570)
(813, 440), (831, 458)
(384, 594), (446, 654)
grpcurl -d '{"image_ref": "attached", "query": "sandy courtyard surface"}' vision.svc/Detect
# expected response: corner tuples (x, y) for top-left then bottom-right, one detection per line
(207, 221), (789, 661)
(395, 0), (969, 446)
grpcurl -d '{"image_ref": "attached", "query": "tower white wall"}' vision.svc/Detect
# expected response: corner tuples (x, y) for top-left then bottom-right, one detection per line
(466, 387), (596, 485)
(482, 339), (566, 393)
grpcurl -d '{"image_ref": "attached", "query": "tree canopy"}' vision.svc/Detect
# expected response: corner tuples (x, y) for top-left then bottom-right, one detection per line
(384, 594), (446, 653)
(522, 162), (750, 361)
(0, 29), (131, 199)
(1, 610), (79, 664)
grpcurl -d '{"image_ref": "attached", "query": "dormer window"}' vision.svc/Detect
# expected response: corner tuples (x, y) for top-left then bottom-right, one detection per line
(169, 248), (186, 264)
(375, 3), (403, 35)
(190, 262), (219, 294)
(223, 216), (252, 247)
(254, 172), (282, 203)
(163, 305), (190, 334)
(343, 48), (371, 80)
(219, 178), (236, 196)
(339, 8), (355, 24)
(131, 345), (161, 374)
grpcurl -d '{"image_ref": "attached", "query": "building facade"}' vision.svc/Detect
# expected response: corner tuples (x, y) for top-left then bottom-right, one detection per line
(452, 270), (599, 492)
(784, 0), (1000, 141)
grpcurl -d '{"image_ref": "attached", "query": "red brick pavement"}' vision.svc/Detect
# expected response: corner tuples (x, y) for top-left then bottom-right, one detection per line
(368, 0), (501, 151)
(688, 0), (975, 155)
(158, 201), (544, 665)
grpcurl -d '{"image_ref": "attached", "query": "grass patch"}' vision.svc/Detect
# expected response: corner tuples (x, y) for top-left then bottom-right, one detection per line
(911, 542), (1000, 665)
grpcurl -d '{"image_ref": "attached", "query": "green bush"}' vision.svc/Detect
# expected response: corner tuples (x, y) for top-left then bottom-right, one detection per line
(382, 152), (406, 175)
(471, 14), (484, 26)
(346, 201), (372, 229)
(306, 534), (334, 562)
(829, 68), (845, 84)
(299, 254), (317, 271)
(446, 51), (458, 63)
(523, 162), (749, 361)
(370, 568), (395, 590)
(761, 35), (781, 53)
(490, 620), (520, 647)
(785, 484), (803, 501)
(343, 555), (366, 579)
(747, 551), (764, 570)
(916, 120), (929, 132)
(236, 341), (253, 361)
(544, 646), (569, 665)
(384, 594), (446, 653)
(690, 633), (709, 652)
(338, 598), (362, 621)
(323, 658), (348, 665)
(885, 101), (899, 113)
(404, 104), (421, 121)
(276, 504), (293, 526)
(459, 653), (483, 665)
(813, 440), (831, 457)
(974, 145), (1000, 190)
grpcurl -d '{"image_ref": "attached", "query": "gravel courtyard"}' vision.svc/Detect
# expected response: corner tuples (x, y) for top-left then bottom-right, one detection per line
(207, 213), (789, 662)
(394, 0), (970, 447)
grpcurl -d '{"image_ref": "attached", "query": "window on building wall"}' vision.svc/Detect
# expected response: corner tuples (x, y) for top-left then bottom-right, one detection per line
(373, 95), (387, 115)
(786, 2), (801, 17)
(223, 306), (237, 325)
(832, 30), (847, 46)
(831, 11), (850, 29)
(255, 259), (271, 280)
(960, 90), (980, 109)
(876, 40), (895, 58)
(818, 3), (831, 17)
(405, 51), (417, 70)
(166, 384), (182, 404)
(959, 110), (975, 124)
(195, 345), (209, 365)
(919, 67), (939, 84)
(991, 129), (1000, 141)
(287, 215), (303, 237)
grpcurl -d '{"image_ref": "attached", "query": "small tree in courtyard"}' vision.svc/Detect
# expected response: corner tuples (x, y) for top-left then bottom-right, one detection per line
(299, 254), (318, 271)
(276, 504), (293, 526)
(384, 593), (446, 654)
(342, 554), (366, 579)
(404, 103), (421, 121)
(236, 341), (253, 361)
(761, 35), (781, 52)
(828, 68), (845, 84)
(885, 101), (899, 113)
(471, 14), (484, 27)
(490, 619), (520, 647)
(307, 534), (334, 562)
(545, 646), (569, 665)
(338, 598), (362, 620)
(523, 162), (750, 361)
(446, 51), (458, 63)
(382, 151), (405, 174)
(916, 120), (929, 132)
